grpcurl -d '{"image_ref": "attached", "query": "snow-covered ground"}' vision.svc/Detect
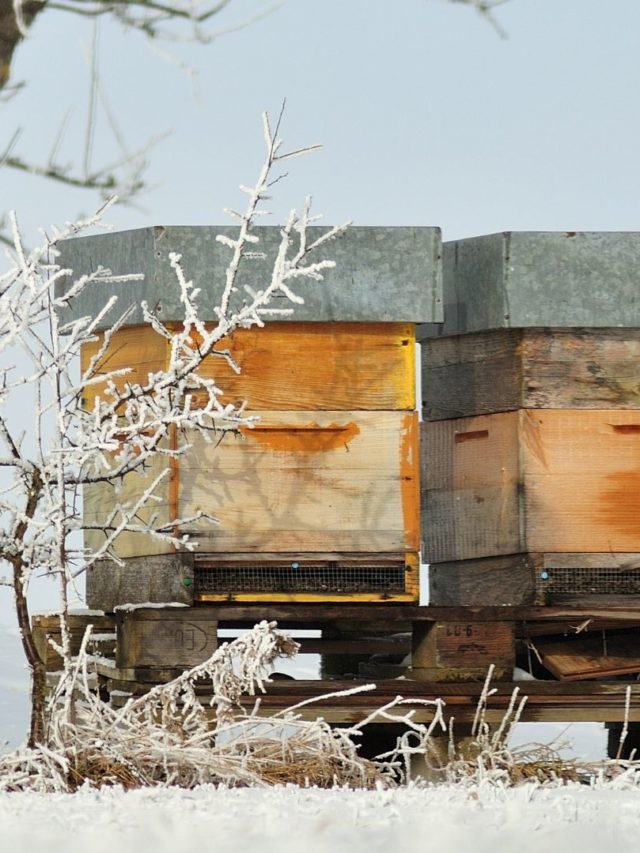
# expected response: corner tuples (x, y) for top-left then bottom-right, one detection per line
(2, 783), (640, 853)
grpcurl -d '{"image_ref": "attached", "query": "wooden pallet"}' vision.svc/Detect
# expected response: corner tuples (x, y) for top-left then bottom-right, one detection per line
(96, 670), (640, 725)
(30, 603), (640, 724)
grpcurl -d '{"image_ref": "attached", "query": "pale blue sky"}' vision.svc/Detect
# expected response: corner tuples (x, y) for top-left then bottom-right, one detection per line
(4, 0), (640, 243)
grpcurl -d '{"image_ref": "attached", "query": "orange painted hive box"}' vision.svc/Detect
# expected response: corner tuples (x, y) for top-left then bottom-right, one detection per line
(82, 322), (420, 601)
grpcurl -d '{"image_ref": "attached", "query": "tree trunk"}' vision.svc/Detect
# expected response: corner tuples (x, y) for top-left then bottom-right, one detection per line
(13, 559), (47, 747)
(29, 658), (47, 746)
(0, 0), (47, 89)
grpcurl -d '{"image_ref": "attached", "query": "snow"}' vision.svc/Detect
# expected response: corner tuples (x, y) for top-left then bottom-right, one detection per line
(1, 783), (640, 853)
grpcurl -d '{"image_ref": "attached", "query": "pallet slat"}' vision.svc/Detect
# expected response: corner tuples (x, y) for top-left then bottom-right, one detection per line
(537, 631), (640, 681)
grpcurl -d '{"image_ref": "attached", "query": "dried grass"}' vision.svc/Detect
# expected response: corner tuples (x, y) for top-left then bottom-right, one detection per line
(2, 631), (639, 793)
(0, 622), (424, 792)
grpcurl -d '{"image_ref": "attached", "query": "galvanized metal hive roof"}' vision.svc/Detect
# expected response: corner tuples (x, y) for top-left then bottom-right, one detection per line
(57, 225), (443, 329)
(420, 231), (640, 337)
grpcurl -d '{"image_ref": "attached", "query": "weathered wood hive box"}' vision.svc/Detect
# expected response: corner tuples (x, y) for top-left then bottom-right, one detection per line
(59, 225), (442, 609)
(420, 231), (640, 606)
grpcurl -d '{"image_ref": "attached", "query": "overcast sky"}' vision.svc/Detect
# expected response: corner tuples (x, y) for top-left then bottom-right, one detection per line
(4, 0), (640, 244)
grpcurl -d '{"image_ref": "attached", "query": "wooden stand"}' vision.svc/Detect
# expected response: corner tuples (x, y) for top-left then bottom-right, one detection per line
(411, 620), (515, 681)
(33, 604), (640, 727)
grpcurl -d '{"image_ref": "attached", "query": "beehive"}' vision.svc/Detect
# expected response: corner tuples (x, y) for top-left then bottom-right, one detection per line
(420, 231), (640, 606)
(59, 225), (442, 607)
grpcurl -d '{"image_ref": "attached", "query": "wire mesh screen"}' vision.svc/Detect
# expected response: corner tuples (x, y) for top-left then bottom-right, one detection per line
(536, 567), (640, 597)
(194, 560), (408, 595)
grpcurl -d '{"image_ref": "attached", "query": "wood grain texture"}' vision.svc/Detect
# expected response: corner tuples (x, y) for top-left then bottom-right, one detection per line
(423, 328), (640, 421)
(97, 673), (640, 724)
(116, 607), (217, 669)
(81, 322), (415, 413)
(524, 409), (640, 552)
(81, 326), (169, 412)
(86, 554), (194, 612)
(83, 445), (173, 559)
(422, 329), (522, 420)
(422, 412), (521, 562)
(423, 409), (640, 561)
(429, 554), (538, 606)
(538, 630), (640, 680)
(539, 553), (640, 570)
(411, 620), (514, 682)
(179, 411), (420, 553)
(32, 613), (115, 671)
(196, 322), (416, 411)
(522, 329), (640, 409)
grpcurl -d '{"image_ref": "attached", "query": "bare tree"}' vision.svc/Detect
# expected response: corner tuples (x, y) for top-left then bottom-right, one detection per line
(0, 1), (250, 92)
(0, 108), (347, 746)
(0, 0), (285, 246)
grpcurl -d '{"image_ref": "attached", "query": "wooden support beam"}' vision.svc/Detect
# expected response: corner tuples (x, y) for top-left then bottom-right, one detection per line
(214, 679), (640, 725)
(177, 603), (640, 626)
(410, 620), (515, 682)
(115, 607), (217, 670)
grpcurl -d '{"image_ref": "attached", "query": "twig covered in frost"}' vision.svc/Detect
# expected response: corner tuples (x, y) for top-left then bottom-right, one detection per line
(0, 622), (387, 792)
(0, 108), (347, 747)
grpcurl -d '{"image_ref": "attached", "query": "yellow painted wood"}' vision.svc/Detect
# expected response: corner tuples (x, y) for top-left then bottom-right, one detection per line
(81, 322), (415, 413)
(202, 322), (415, 411)
(81, 327), (169, 412)
(196, 591), (417, 603)
(404, 551), (420, 599)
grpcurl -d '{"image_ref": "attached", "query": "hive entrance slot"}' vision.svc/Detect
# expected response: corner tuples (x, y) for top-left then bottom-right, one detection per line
(193, 558), (408, 596)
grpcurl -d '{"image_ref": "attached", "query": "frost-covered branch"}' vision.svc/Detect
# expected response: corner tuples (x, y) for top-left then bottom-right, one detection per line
(0, 621), (430, 791)
(0, 109), (347, 747)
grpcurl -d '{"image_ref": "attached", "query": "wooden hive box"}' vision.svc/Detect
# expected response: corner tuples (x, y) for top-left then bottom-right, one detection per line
(81, 321), (421, 602)
(420, 231), (640, 606)
(424, 408), (640, 560)
(422, 327), (640, 422)
(59, 226), (443, 607)
(424, 409), (640, 605)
